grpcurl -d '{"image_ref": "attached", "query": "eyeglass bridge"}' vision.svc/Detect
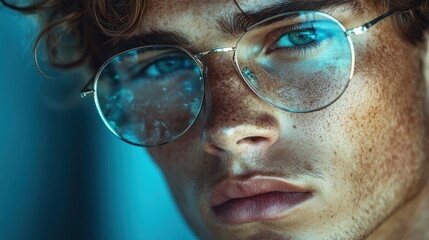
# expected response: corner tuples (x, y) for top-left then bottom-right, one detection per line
(194, 47), (235, 59)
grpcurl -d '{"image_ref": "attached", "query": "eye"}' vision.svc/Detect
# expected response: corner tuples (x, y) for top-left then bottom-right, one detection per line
(143, 56), (192, 77)
(267, 22), (334, 54)
(279, 29), (317, 47)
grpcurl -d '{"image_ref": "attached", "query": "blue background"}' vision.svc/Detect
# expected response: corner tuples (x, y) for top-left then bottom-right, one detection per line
(0, 6), (196, 240)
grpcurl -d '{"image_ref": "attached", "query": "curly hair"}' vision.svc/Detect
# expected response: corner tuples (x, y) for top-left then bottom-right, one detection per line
(1, 0), (428, 73)
(1, 0), (146, 72)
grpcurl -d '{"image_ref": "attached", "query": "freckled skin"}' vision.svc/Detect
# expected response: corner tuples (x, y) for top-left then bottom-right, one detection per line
(141, 0), (429, 239)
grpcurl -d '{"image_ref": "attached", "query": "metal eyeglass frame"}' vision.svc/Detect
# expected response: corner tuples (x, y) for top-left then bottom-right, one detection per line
(81, 10), (394, 99)
(79, 10), (395, 146)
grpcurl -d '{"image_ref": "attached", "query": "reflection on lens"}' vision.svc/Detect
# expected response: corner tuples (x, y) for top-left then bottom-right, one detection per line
(235, 11), (353, 112)
(95, 46), (204, 146)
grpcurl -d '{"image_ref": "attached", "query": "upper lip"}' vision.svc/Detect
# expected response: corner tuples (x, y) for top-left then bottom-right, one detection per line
(209, 175), (311, 207)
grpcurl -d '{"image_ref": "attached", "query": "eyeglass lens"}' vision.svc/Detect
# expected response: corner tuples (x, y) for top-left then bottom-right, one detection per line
(235, 11), (353, 112)
(94, 11), (354, 146)
(95, 46), (204, 146)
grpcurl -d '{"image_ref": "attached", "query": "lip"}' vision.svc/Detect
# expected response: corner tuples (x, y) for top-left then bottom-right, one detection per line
(210, 175), (312, 224)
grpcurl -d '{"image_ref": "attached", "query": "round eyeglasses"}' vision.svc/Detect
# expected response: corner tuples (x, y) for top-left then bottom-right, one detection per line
(81, 10), (393, 147)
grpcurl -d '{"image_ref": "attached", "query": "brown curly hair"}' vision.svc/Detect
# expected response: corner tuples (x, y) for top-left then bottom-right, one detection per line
(1, 0), (428, 73)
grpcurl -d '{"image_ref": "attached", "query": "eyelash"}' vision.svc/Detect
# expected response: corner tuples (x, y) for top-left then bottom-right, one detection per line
(134, 54), (186, 79)
(267, 22), (327, 55)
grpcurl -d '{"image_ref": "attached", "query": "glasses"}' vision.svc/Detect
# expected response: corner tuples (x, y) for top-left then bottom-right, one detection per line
(81, 10), (394, 147)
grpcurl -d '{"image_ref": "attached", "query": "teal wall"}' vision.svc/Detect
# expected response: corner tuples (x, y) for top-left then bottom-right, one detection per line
(0, 6), (196, 240)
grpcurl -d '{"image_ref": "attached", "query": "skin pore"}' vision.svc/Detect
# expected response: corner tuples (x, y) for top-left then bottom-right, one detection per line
(134, 0), (429, 239)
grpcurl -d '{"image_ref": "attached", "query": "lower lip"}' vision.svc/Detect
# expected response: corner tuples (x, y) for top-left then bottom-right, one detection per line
(212, 192), (311, 224)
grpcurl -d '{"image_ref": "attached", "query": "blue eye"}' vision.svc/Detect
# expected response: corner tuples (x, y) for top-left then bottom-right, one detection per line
(279, 29), (317, 47)
(269, 23), (334, 54)
(144, 56), (193, 77)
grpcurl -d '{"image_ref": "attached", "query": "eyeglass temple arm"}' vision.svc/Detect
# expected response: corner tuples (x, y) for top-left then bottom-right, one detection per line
(80, 75), (96, 98)
(345, 11), (394, 36)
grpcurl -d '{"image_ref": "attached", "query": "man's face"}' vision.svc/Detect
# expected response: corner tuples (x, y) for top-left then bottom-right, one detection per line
(138, 0), (429, 239)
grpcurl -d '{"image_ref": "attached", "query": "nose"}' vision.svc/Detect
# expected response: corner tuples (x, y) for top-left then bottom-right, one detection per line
(201, 120), (280, 155)
(200, 54), (280, 156)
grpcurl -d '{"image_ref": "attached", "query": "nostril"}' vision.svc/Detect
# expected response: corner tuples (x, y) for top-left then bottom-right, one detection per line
(236, 136), (270, 145)
(202, 120), (279, 155)
(205, 144), (225, 155)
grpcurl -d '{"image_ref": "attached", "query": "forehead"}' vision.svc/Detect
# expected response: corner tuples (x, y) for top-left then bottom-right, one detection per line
(142, 0), (365, 25)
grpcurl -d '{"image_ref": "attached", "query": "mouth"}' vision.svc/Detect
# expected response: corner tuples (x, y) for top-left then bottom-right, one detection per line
(210, 175), (312, 225)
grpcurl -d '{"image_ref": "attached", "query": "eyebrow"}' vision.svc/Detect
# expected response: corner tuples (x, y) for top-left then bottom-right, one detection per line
(218, 0), (362, 36)
(116, 0), (362, 53)
(113, 27), (191, 53)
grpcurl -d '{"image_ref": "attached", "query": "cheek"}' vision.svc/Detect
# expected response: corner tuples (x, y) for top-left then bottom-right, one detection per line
(147, 119), (204, 175)
(146, 124), (204, 210)
(147, 116), (218, 194)
(337, 24), (428, 203)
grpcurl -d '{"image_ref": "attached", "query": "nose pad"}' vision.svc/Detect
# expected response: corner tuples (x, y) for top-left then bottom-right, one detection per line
(241, 67), (261, 90)
(200, 54), (280, 156)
